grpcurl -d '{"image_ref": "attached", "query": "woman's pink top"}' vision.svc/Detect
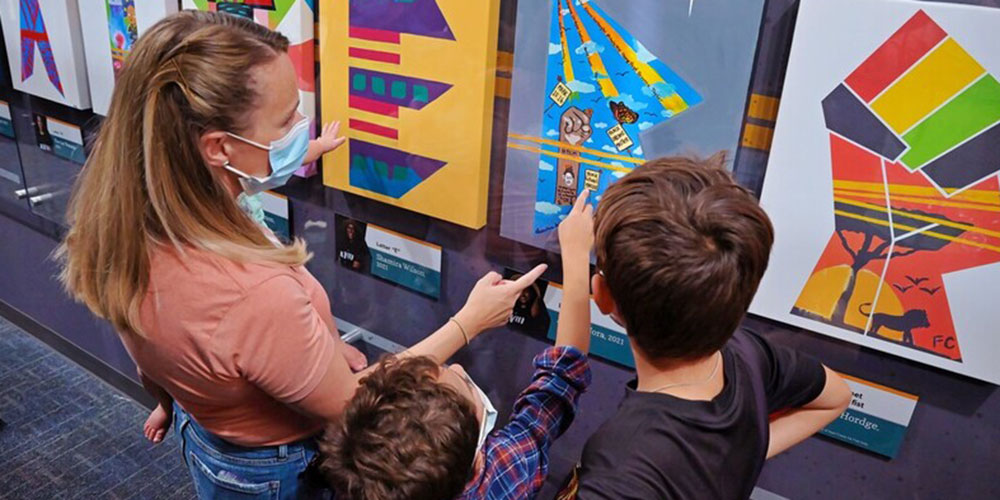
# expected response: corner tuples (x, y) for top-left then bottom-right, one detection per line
(121, 246), (338, 446)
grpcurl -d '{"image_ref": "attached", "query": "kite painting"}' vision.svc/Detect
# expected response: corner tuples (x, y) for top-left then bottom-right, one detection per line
(501, 0), (765, 252)
(511, 0), (702, 233)
(1, 0), (91, 108)
(752, 0), (1000, 384)
(321, 0), (502, 229)
(184, 0), (316, 120)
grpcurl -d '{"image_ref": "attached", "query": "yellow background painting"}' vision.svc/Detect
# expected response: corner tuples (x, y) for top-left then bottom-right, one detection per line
(320, 0), (501, 229)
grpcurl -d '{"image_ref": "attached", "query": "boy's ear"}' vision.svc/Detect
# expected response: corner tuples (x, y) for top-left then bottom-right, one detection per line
(592, 273), (617, 316)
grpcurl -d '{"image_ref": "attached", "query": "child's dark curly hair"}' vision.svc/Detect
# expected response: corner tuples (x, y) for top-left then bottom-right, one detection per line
(317, 355), (479, 500)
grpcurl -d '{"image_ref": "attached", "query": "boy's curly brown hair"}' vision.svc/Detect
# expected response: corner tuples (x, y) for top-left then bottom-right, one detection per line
(317, 355), (479, 500)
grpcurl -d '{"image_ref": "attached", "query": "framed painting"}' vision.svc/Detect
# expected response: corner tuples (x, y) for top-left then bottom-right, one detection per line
(751, 0), (1000, 384)
(320, 0), (502, 229)
(0, 0), (91, 109)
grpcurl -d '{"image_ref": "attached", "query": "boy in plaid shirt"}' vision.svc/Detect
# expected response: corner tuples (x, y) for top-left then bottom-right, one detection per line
(317, 192), (596, 500)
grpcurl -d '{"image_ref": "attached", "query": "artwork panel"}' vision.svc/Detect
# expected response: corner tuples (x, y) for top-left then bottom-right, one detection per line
(751, 0), (1000, 384)
(78, 0), (177, 116)
(1, 0), (91, 109)
(321, 0), (502, 229)
(501, 0), (766, 251)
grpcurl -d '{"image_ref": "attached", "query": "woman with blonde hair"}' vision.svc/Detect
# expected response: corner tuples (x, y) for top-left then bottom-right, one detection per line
(59, 11), (545, 498)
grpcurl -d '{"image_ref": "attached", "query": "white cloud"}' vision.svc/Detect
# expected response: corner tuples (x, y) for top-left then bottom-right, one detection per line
(642, 82), (676, 98)
(575, 40), (605, 55)
(548, 43), (562, 55)
(535, 201), (564, 215)
(635, 41), (657, 63)
(593, 121), (609, 129)
(567, 80), (596, 94)
(661, 109), (675, 118)
(610, 161), (625, 169)
(546, 128), (559, 137)
(611, 171), (627, 179)
(639, 121), (654, 131)
(633, 146), (644, 156)
(586, 137), (594, 144)
(602, 145), (618, 153)
(617, 93), (648, 111)
(538, 160), (555, 172)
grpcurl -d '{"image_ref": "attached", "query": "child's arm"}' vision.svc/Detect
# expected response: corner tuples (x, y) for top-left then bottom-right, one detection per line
(303, 121), (346, 164)
(556, 190), (594, 353)
(766, 366), (851, 458)
(462, 196), (595, 497)
(139, 370), (174, 415)
(139, 370), (174, 443)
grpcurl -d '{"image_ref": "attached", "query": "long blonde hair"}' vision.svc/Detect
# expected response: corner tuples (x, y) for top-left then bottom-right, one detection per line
(59, 11), (309, 337)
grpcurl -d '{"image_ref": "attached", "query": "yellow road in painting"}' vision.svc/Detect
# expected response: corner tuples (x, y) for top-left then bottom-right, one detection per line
(564, 0), (618, 97)
(871, 38), (985, 134)
(507, 142), (632, 173)
(508, 132), (643, 164)
(557, 0), (574, 83)
(579, 1), (688, 114)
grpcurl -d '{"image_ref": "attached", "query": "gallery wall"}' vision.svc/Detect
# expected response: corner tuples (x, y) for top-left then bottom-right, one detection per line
(0, 1), (999, 499)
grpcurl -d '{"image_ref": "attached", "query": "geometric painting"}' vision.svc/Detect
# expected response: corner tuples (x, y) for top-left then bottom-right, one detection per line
(183, 0), (316, 121)
(78, 0), (178, 115)
(320, 0), (502, 229)
(751, 0), (1000, 384)
(519, 0), (702, 233)
(0, 0), (91, 109)
(501, 0), (766, 252)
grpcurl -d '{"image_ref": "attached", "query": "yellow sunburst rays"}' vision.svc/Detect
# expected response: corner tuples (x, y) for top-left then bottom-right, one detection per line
(556, 0), (575, 83)
(830, 182), (1000, 254)
(564, 0), (618, 98)
(578, 1), (687, 114)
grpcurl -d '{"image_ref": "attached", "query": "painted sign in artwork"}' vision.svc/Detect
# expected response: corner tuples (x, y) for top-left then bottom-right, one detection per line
(184, 0), (315, 121)
(751, 0), (1000, 384)
(1, 0), (91, 108)
(511, 0), (702, 233)
(321, 0), (502, 229)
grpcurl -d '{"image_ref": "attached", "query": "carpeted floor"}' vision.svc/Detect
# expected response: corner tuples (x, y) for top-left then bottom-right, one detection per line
(0, 316), (195, 499)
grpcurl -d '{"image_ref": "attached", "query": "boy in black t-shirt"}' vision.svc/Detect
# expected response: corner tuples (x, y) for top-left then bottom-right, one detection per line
(559, 155), (852, 500)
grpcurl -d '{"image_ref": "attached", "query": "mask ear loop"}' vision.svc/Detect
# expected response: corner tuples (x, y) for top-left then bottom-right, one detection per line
(223, 161), (264, 182)
(226, 132), (272, 151)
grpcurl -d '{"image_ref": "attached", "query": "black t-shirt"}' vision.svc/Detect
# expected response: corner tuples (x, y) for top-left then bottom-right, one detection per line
(572, 329), (827, 500)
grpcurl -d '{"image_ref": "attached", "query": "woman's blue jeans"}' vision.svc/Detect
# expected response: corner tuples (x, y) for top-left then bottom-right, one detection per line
(173, 403), (329, 499)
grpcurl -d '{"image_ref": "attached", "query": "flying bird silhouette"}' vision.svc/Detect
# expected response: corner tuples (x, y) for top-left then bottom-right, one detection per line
(920, 286), (942, 295)
(906, 275), (929, 286)
(892, 283), (913, 293)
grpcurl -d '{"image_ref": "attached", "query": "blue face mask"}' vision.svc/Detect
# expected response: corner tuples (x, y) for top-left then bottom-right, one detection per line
(224, 117), (311, 195)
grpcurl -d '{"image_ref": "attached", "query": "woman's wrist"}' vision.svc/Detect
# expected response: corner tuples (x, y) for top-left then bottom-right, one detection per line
(452, 308), (484, 341)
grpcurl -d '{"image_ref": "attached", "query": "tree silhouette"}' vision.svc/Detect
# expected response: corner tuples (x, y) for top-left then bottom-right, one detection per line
(829, 202), (967, 325)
